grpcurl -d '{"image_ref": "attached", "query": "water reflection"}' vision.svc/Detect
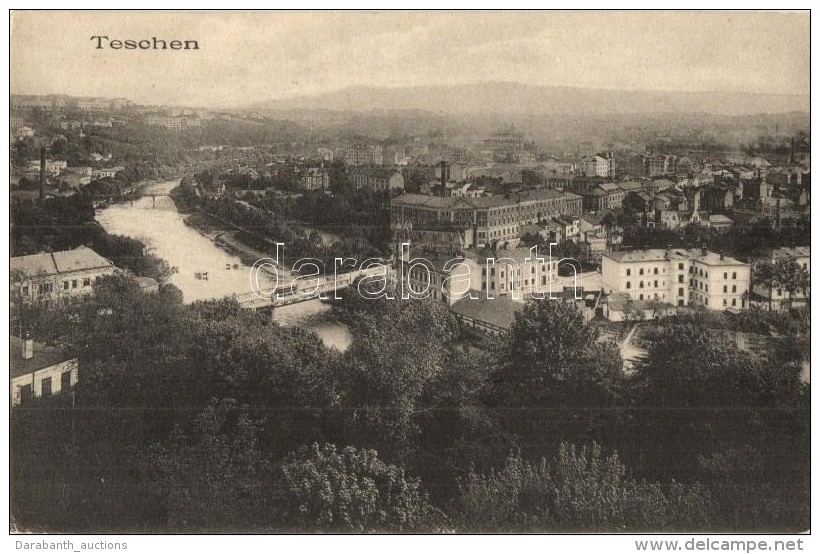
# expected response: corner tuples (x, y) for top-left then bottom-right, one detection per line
(96, 179), (352, 351)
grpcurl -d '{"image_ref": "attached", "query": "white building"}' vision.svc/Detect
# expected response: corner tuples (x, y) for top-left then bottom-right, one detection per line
(399, 246), (560, 307)
(601, 248), (750, 310)
(580, 155), (613, 178)
(27, 159), (68, 176)
(10, 336), (78, 406)
(11, 246), (117, 302)
(92, 166), (125, 179)
(299, 167), (330, 191)
(752, 246), (810, 310)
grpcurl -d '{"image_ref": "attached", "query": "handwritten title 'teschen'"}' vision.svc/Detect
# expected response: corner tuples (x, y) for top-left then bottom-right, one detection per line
(91, 36), (199, 50)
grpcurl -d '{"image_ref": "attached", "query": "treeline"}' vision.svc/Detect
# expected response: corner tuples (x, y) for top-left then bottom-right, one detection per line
(199, 193), (390, 271)
(10, 275), (809, 532)
(12, 116), (307, 181)
(11, 193), (170, 282)
(621, 218), (810, 261)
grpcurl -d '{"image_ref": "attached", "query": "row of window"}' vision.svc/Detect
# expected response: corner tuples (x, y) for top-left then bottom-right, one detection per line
(487, 227), (518, 238)
(626, 267), (664, 277)
(17, 371), (73, 402)
(636, 293), (666, 301)
(626, 280), (741, 296)
(625, 280), (665, 289)
(480, 274), (551, 291)
(23, 277), (93, 296)
(627, 264), (739, 281)
(482, 263), (557, 278)
(63, 277), (92, 290)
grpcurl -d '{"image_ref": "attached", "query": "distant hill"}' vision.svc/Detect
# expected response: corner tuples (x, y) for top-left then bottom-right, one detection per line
(247, 82), (809, 116)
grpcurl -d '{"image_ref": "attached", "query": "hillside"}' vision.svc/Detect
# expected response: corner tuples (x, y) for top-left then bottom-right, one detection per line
(248, 82), (809, 116)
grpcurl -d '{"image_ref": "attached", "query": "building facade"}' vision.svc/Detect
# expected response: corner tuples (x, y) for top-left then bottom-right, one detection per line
(391, 190), (583, 250)
(601, 248), (750, 310)
(299, 167), (330, 191)
(350, 167), (405, 192)
(580, 155), (613, 178)
(11, 246), (117, 302)
(10, 336), (79, 406)
(582, 183), (625, 211)
(398, 246), (560, 306)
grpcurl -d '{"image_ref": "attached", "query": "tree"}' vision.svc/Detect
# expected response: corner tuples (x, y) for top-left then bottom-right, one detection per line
(142, 398), (277, 531)
(456, 443), (713, 532)
(775, 258), (809, 311)
(631, 316), (809, 530)
(753, 261), (779, 310)
(485, 301), (623, 457)
(338, 280), (460, 461)
(279, 443), (440, 532)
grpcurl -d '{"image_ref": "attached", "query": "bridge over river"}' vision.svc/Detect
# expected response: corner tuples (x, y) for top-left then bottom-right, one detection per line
(232, 265), (387, 311)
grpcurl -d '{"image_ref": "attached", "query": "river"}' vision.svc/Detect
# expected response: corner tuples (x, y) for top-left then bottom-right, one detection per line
(95, 179), (352, 351)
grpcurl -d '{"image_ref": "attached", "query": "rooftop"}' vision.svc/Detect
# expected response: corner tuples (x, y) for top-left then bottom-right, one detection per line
(690, 251), (747, 267)
(603, 249), (669, 263)
(772, 246), (810, 260)
(619, 181), (647, 191)
(596, 182), (621, 192)
(392, 189), (581, 210)
(10, 336), (76, 378)
(451, 296), (522, 330)
(603, 248), (746, 266)
(11, 246), (114, 279)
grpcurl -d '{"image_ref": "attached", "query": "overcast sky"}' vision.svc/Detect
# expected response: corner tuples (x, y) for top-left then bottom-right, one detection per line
(10, 10), (810, 108)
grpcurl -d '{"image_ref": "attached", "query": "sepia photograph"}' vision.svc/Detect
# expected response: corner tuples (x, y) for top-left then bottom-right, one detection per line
(7, 8), (812, 541)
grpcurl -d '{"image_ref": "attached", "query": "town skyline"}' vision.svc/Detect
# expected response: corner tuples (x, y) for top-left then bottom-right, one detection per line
(10, 11), (810, 109)
(9, 9), (811, 538)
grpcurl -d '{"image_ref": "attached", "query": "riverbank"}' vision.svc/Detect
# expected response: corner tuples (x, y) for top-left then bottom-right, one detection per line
(168, 182), (200, 214)
(94, 179), (353, 350)
(182, 211), (289, 276)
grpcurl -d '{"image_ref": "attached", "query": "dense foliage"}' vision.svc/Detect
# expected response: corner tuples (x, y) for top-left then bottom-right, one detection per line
(10, 275), (810, 532)
(11, 193), (170, 281)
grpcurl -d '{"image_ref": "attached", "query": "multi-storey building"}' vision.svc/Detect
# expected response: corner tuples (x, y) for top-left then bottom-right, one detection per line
(580, 155), (613, 178)
(398, 246), (560, 306)
(10, 246), (117, 303)
(391, 190), (583, 251)
(27, 159), (68, 176)
(601, 248), (750, 310)
(11, 95), (57, 110)
(772, 246), (810, 272)
(349, 167), (405, 192)
(336, 143), (383, 166)
(144, 115), (201, 130)
(628, 155), (678, 177)
(582, 182), (625, 211)
(299, 167), (330, 191)
(92, 166), (125, 179)
(751, 246), (810, 310)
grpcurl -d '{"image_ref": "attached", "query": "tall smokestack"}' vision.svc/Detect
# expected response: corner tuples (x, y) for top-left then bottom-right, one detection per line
(440, 161), (447, 196)
(39, 147), (47, 203)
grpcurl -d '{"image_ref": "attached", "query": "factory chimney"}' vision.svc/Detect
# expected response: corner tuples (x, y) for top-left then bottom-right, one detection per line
(39, 147), (47, 203)
(439, 161), (447, 196)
